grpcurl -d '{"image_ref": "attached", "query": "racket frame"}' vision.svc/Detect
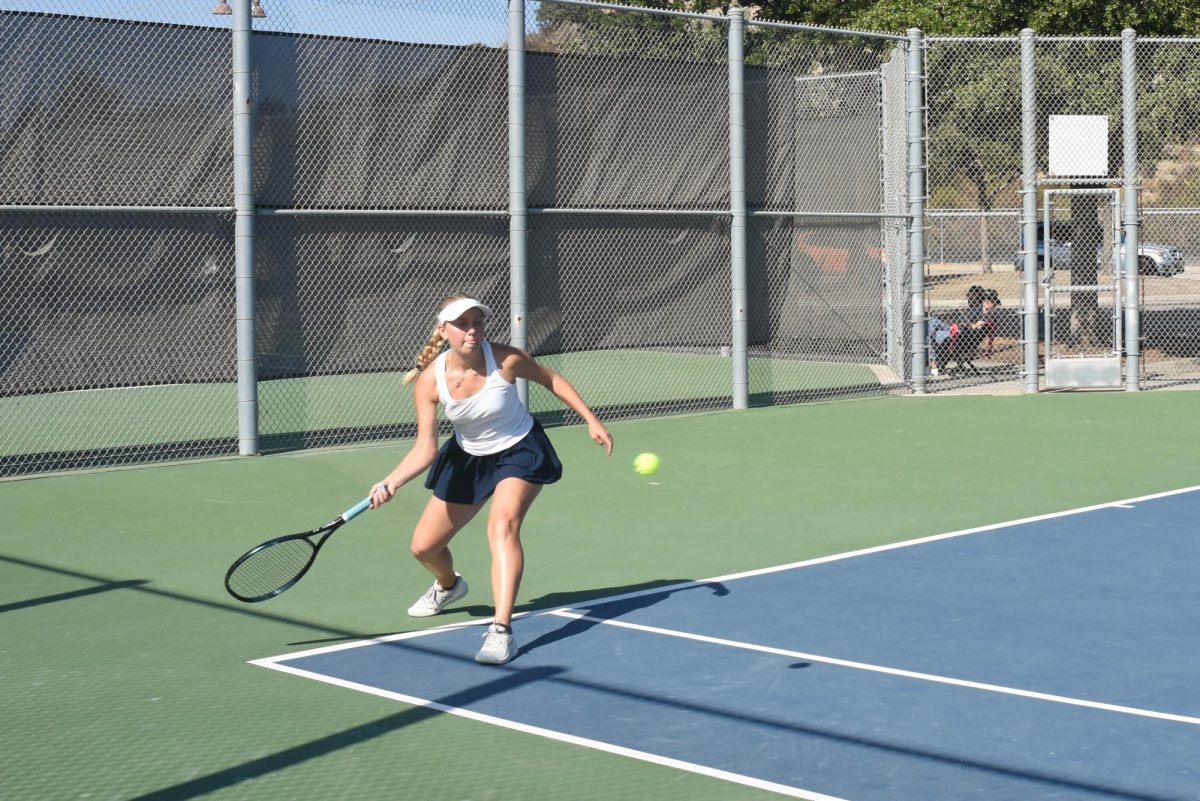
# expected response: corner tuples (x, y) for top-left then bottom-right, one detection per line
(223, 497), (372, 603)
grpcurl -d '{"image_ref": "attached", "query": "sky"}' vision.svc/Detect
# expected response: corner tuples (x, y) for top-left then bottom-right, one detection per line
(0, 0), (526, 46)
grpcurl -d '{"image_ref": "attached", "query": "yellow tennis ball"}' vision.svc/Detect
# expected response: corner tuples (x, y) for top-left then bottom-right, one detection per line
(633, 452), (661, 476)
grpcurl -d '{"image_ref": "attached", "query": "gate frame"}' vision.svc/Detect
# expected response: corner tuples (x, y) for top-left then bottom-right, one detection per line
(1041, 187), (1124, 389)
(1018, 27), (1142, 393)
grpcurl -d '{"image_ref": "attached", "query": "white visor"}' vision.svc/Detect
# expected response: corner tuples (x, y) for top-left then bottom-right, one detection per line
(437, 297), (493, 324)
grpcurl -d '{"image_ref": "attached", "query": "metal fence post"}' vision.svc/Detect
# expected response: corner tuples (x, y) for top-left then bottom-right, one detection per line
(233, 0), (258, 454)
(1122, 27), (1141, 391)
(728, 7), (748, 409)
(509, 0), (529, 405)
(906, 29), (927, 392)
(1020, 28), (1040, 393)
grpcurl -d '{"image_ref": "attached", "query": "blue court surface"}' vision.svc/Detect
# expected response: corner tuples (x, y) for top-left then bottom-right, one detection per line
(255, 488), (1200, 801)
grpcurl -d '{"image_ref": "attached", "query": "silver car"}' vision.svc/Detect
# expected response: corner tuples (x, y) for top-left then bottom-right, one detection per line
(1014, 232), (1186, 276)
(1123, 237), (1186, 276)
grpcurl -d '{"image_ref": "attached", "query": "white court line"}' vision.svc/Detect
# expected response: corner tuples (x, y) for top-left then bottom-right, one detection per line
(658, 484), (1200, 594)
(547, 610), (1200, 727)
(529, 484), (1200, 617)
(254, 484), (1200, 666)
(250, 659), (851, 801)
(248, 485), (1200, 799)
(253, 617), (495, 665)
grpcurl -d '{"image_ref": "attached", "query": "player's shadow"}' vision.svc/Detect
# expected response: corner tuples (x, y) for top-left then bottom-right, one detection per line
(453, 577), (705, 619)
(287, 579), (726, 647)
(517, 579), (730, 657)
(290, 577), (715, 647)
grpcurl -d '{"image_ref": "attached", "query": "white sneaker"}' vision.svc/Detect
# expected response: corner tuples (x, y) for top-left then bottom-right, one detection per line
(406, 575), (468, 617)
(475, 623), (516, 665)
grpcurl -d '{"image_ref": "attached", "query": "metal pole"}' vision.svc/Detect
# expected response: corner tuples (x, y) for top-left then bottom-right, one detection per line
(1122, 28), (1141, 391)
(232, 0), (258, 455)
(1020, 28), (1040, 393)
(728, 7), (748, 409)
(906, 29), (927, 392)
(508, 0), (529, 405)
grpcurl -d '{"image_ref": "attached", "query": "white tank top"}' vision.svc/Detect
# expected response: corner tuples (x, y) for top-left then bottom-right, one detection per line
(434, 341), (534, 456)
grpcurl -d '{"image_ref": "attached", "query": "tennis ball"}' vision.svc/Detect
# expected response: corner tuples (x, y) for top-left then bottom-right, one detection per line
(633, 452), (661, 476)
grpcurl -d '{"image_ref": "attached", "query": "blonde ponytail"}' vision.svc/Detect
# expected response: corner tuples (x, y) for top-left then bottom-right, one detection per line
(403, 326), (445, 384)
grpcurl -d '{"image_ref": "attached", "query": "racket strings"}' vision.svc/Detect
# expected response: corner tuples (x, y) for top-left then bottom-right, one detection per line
(226, 537), (316, 600)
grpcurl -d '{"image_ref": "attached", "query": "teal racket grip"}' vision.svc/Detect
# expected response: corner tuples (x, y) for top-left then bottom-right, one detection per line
(342, 497), (373, 522)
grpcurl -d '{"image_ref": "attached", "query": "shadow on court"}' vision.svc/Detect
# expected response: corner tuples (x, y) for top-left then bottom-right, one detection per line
(0, 552), (374, 638)
(271, 629), (1172, 801)
(0, 577), (150, 613)
(287, 577), (709, 646)
(520, 580), (730, 656)
(0, 553), (708, 649)
(1, 555), (1181, 800)
(126, 659), (569, 801)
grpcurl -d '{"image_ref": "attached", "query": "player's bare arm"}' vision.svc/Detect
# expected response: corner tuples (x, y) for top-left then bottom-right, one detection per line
(494, 343), (613, 456)
(370, 367), (441, 508)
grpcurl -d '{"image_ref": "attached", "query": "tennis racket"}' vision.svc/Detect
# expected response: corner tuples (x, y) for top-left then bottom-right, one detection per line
(224, 497), (372, 603)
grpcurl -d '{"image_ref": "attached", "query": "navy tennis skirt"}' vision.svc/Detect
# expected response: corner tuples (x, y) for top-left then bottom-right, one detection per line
(424, 421), (563, 505)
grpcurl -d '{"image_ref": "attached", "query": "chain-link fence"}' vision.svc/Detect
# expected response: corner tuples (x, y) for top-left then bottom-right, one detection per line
(15, 4), (1200, 477)
(523, 2), (733, 422)
(2, 0), (914, 477)
(924, 37), (1026, 384)
(1, 3), (237, 474)
(743, 19), (908, 399)
(247, 0), (512, 453)
(1136, 38), (1200, 388)
(924, 33), (1200, 392)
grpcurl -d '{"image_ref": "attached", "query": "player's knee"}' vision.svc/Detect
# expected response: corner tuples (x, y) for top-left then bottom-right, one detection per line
(410, 540), (441, 562)
(487, 515), (522, 543)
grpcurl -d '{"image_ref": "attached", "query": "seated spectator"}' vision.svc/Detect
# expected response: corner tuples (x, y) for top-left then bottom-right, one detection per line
(929, 287), (1001, 377)
(966, 287), (1000, 335)
(927, 316), (952, 376)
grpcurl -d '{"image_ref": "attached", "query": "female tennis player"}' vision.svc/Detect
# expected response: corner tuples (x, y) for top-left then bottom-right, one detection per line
(368, 294), (613, 665)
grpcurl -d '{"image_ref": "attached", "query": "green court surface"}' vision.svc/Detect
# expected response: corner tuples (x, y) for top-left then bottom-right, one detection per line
(2, 351), (878, 457)
(3, 392), (1197, 801)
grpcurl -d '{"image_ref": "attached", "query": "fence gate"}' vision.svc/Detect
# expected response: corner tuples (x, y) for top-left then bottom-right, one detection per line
(1042, 188), (1125, 389)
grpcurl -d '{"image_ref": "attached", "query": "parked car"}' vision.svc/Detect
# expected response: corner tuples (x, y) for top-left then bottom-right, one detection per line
(1013, 230), (1186, 276)
(1012, 230), (1072, 270)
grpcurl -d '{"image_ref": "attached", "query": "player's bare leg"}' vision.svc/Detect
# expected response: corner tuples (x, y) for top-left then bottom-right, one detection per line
(406, 496), (482, 617)
(474, 478), (541, 664)
(486, 478), (542, 626)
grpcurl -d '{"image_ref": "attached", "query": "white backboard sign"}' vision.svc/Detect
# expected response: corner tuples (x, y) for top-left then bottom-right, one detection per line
(1048, 115), (1108, 176)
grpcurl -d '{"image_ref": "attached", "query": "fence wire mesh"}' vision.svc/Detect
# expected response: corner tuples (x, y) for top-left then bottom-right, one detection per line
(523, 3), (733, 420)
(246, 0), (512, 454)
(924, 38), (1025, 385)
(254, 214), (509, 452)
(0, 211), (237, 474)
(1042, 189), (1122, 369)
(923, 34), (1200, 391)
(254, 0), (508, 211)
(1, 0), (909, 477)
(1133, 40), (1200, 387)
(743, 20), (905, 396)
(1139, 210), (1200, 386)
(0, 7), (233, 208)
(14, 2), (1200, 478)
(526, 213), (733, 420)
(525, 2), (729, 210)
